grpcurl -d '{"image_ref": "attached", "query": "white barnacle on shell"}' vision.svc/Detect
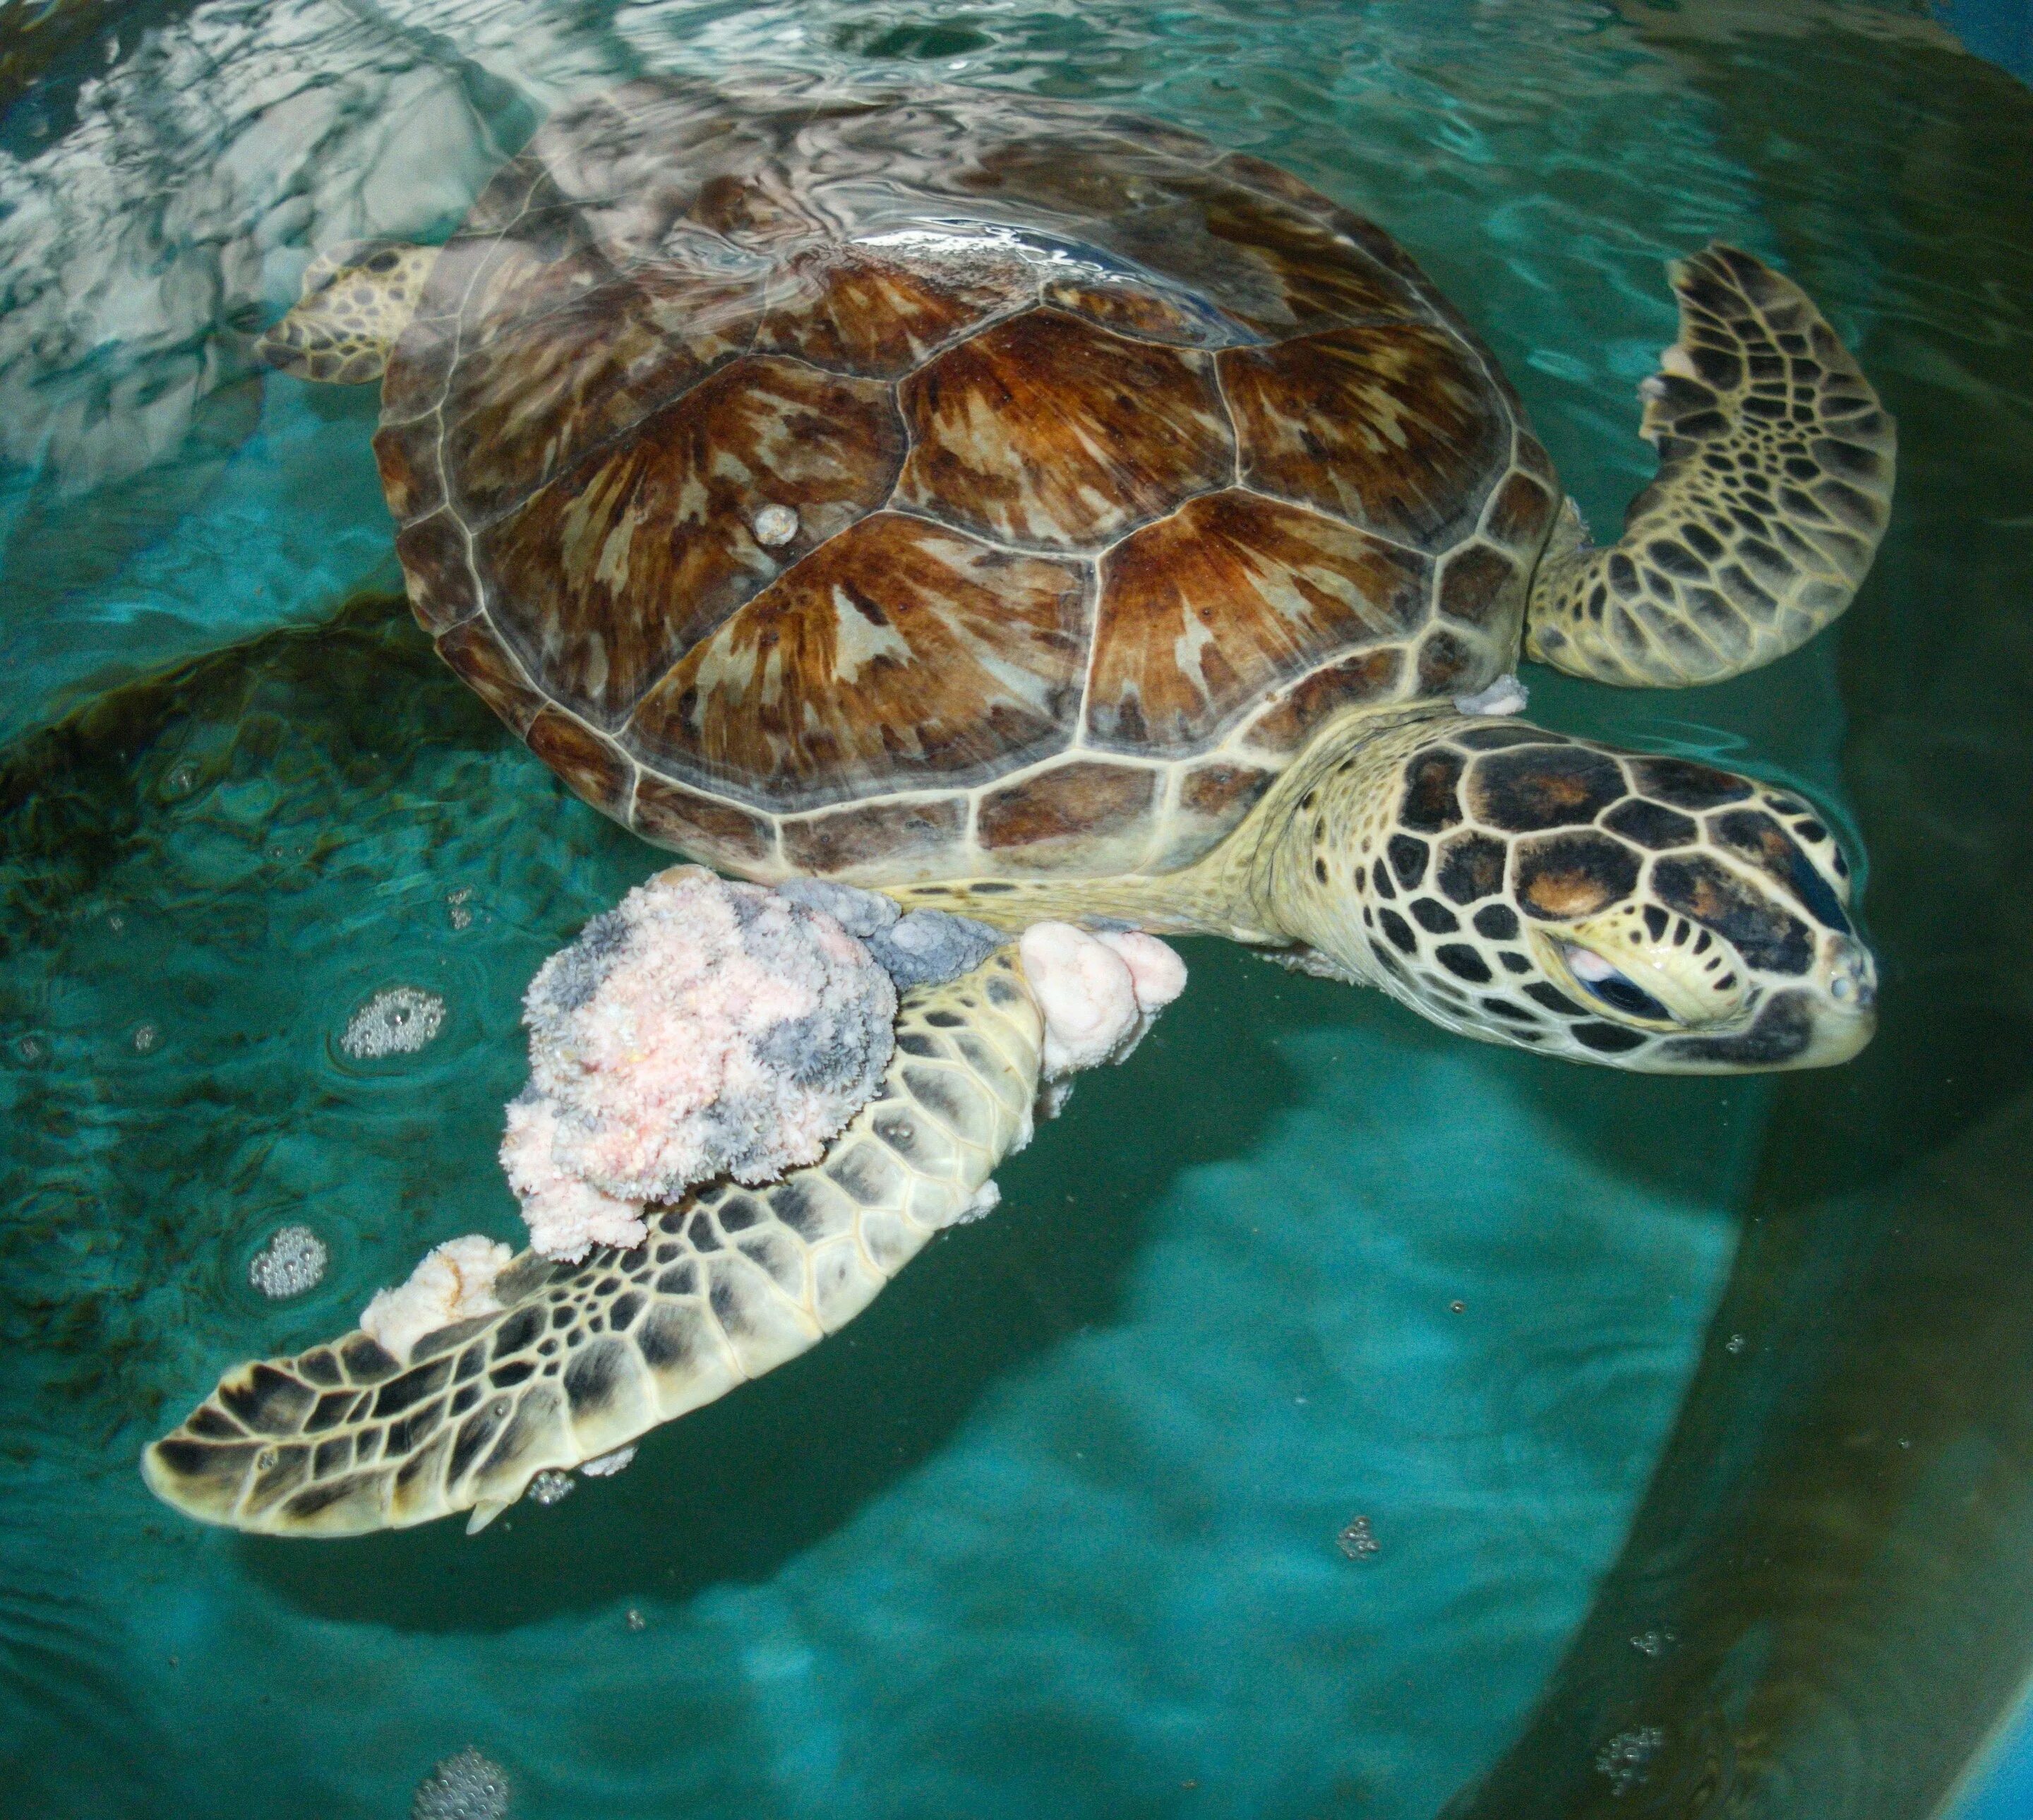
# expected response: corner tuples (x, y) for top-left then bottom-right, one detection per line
(752, 503), (799, 546)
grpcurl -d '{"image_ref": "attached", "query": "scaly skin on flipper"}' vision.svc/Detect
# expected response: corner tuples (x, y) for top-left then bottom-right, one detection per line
(253, 241), (437, 385)
(140, 950), (1043, 1538)
(1525, 245), (1896, 686)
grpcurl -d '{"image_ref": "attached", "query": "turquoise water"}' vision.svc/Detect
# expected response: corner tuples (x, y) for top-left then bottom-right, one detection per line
(1, 4), (2029, 1816)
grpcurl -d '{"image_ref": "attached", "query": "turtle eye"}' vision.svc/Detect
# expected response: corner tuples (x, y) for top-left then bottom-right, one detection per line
(1563, 944), (1677, 1024)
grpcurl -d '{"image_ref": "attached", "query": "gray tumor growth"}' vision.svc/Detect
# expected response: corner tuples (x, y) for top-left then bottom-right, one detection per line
(776, 879), (1002, 988)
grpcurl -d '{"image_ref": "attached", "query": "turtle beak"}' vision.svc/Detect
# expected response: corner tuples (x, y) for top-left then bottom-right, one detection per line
(1794, 930), (1878, 1069)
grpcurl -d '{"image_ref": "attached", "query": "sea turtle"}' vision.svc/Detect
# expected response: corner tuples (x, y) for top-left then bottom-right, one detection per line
(142, 76), (1895, 1535)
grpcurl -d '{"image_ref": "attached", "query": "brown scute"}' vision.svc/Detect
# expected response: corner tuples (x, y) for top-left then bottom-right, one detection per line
(1515, 432), (1558, 485)
(760, 244), (1028, 378)
(1415, 629), (1480, 694)
(1483, 471), (1557, 550)
(781, 796), (968, 876)
(1041, 278), (1222, 347)
(371, 418), (443, 522)
(1192, 186), (1432, 333)
(1399, 746), (1465, 832)
(1435, 831), (1509, 904)
(1653, 854), (1814, 974)
(478, 357), (904, 727)
(524, 708), (633, 816)
(1626, 755), (1753, 810)
(628, 513), (1088, 810)
(1468, 745), (1628, 832)
(1151, 761), (1276, 869)
(1514, 832), (1641, 921)
(436, 618), (549, 736)
(978, 760), (1159, 870)
(896, 309), (1233, 550)
(379, 309), (455, 421)
(1088, 491), (1427, 755)
(1603, 796), (1699, 850)
(1710, 807), (1852, 932)
(1242, 649), (1405, 755)
(1437, 542), (1523, 630)
(632, 772), (776, 866)
(393, 513), (479, 633)
(1221, 323), (1508, 549)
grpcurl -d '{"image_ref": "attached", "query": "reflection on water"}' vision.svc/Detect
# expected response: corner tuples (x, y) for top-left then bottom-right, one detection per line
(0, 2), (2027, 1816)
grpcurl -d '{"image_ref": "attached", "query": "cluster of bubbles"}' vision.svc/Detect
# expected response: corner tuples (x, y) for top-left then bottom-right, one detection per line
(340, 986), (446, 1059)
(248, 1224), (328, 1298)
(524, 1468), (575, 1507)
(1595, 1725), (1666, 1795)
(410, 1747), (510, 1820)
(1336, 1515), (1381, 1560)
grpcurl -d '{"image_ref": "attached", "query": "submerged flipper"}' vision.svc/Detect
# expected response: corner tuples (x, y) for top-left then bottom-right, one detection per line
(1525, 245), (1895, 686)
(142, 950), (1043, 1537)
(252, 241), (438, 384)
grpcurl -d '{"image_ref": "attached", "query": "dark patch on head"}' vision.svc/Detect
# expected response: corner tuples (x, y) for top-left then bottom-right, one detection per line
(1410, 898), (1458, 935)
(1370, 857), (1396, 900)
(1436, 944), (1493, 983)
(1473, 904), (1519, 941)
(1603, 798), (1698, 850)
(1378, 907), (1417, 955)
(1626, 756), (1753, 810)
(1387, 834), (1429, 890)
(1653, 854), (1814, 974)
(1468, 746), (1626, 832)
(1400, 747), (1464, 832)
(1514, 832), (1641, 920)
(1573, 1022), (1648, 1053)
(1663, 991), (1816, 1066)
(1436, 831), (1508, 904)
(1525, 981), (1587, 1017)
(1710, 808), (1851, 932)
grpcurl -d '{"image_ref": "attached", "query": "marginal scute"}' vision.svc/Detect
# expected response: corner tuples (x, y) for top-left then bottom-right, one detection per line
(976, 760), (1160, 872)
(897, 309), (1233, 550)
(1040, 277), (1225, 346)
(1437, 542), (1524, 630)
(780, 796), (970, 878)
(627, 513), (1088, 810)
(524, 708), (632, 816)
(393, 514), (479, 633)
(1482, 470), (1556, 550)
(1088, 491), (1427, 755)
(436, 618), (549, 736)
(1151, 761), (1278, 868)
(479, 356), (904, 727)
(1221, 323), (1508, 549)
(631, 772), (776, 867)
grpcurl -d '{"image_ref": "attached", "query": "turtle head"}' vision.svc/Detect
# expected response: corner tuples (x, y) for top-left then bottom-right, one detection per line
(1283, 719), (1875, 1072)
(253, 240), (437, 385)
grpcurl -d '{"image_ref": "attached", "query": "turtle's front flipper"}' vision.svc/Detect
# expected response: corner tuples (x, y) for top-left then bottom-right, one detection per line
(142, 950), (1043, 1538)
(1525, 246), (1895, 687)
(253, 241), (438, 384)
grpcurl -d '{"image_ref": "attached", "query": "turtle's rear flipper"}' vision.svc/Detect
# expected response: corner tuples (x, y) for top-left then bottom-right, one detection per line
(253, 241), (438, 385)
(141, 951), (1044, 1537)
(1525, 246), (1895, 687)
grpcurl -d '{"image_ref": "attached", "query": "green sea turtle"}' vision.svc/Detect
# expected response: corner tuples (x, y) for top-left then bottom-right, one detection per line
(143, 76), (1895, 1535)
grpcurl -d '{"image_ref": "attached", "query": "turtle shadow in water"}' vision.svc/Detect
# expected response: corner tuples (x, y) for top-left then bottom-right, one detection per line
(236, 937), (1308, 1635)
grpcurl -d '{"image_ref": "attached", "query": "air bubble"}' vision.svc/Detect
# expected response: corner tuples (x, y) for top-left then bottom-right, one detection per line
(625, 1608), (647, 1632)
(411, 1746), (510, 1820)
(1337, 1515), (1381, 1560)
(752, 503), (798, 546)
(341, 986), (446, 1059)
(164, 760), (200, 798)
(1595, 1725), (1664, 1795)
(447, 887), (474, 932)
(250, 1224), (328, 1298)
(1725, 1332), (1748, 1355)
(15, 1036), (44, 1064)
(131, 1022), (160, 1054)
(526, 1468), (575, 1507)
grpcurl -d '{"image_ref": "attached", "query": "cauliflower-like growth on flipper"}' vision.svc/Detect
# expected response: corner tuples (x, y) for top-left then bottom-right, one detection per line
(1018, 923), (1188, 1077)
(360, 1235), (515, 1362)
(504, 867), (897, 1260)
